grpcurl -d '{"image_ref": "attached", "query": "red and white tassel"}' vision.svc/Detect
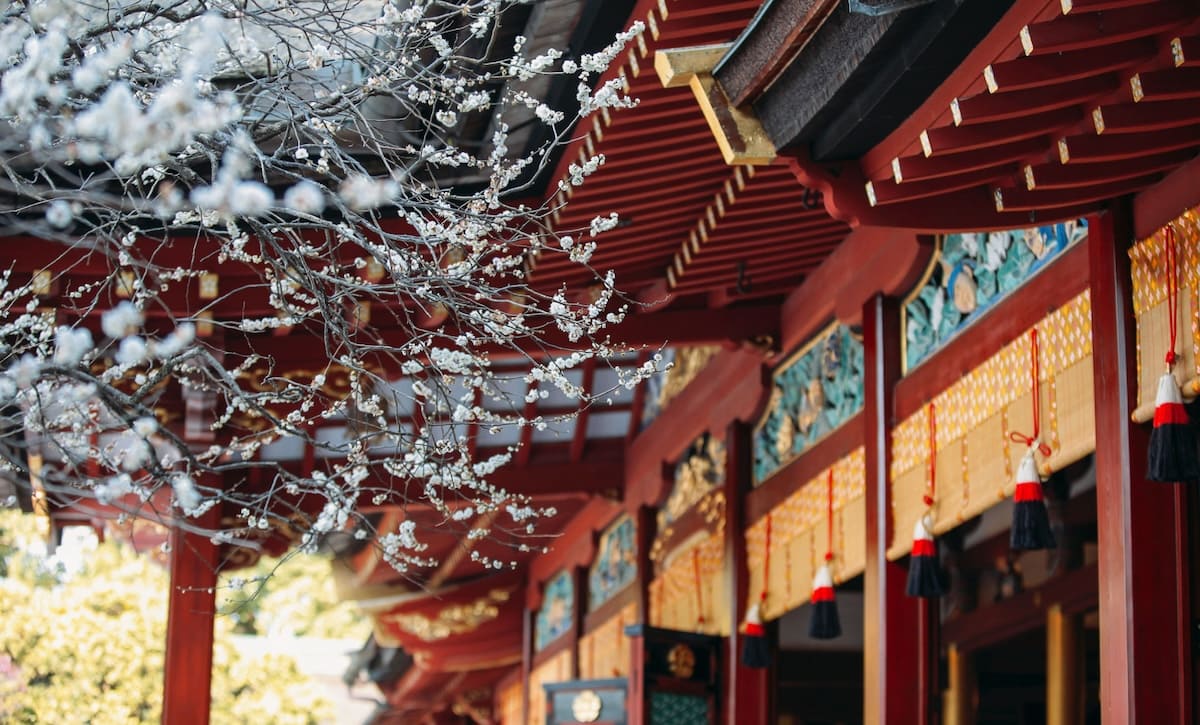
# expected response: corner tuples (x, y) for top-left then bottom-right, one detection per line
(1147, 370), (1200, 483)
(1010, 445), (1055, 551)
(808, 562), (841, 640)
(906, 514), (943, 598)
(741, 601), (770, 668)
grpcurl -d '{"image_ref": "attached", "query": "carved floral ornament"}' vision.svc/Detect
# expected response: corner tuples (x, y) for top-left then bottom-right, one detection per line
(384, 587), (512, 642)
(753, 323), (864, 485)
(902, 219), (1088, 372)
(657, 433), (725, 533)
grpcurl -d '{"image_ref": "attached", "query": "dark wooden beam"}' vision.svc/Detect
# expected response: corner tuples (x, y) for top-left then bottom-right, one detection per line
(1088, 205), (1193, 723)
(984, 38), (1155, 93)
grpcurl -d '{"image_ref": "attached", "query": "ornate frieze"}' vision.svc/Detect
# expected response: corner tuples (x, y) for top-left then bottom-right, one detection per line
(903, 220), (1088, 372)
(535, 570), (575, 651)
(588, 515), (637, 611)
(657, 434), (725, 532)
(753, 324), (864, 485)
(385, 588), (511, 642)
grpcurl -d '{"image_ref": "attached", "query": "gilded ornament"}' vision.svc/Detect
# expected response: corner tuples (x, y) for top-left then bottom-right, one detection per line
(667, 643), (696, 679)
(571, 690), (602, 723)
(387, 588), (511, 641)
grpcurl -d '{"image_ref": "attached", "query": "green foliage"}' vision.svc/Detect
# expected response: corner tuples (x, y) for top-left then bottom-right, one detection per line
(0, 510), (335, 724)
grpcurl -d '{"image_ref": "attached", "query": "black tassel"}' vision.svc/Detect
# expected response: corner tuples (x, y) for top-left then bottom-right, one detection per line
(1147, 372), (1200, 483)
(906, 516), (944, 598)
(808, 564), (841, 640)
(741, 602), (770, 669)
(1010, 450), (1055, 551)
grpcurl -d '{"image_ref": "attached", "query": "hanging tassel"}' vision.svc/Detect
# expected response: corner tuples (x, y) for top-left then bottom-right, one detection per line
(741, 601), (771, 667)
(907, 513), (944, 597)
(1147, 226), (1200, 483)
(907, 403), (944, 598)
(1010, 445), (1056, 550)
(809, 469), (840, 640)
(808, 562), (841, 639)
(741, 514), (771, 668)
(1009, 328), (1056, 551)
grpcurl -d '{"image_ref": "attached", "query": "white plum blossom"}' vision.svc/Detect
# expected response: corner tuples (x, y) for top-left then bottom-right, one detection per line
(283, 181), (326, 215)
(101, 301), (143, 340)
(53, 326), (92, 365)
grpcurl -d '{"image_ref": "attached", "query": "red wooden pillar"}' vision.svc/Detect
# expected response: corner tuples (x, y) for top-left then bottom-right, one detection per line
(862, 293), (935, 724)
(162, 499), (220, 725)
(1088, 206), (1192, 723)
(723, 421), (771, 725)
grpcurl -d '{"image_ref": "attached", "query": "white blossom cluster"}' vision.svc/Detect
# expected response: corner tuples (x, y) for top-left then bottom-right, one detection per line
(0, 0), (655, 580)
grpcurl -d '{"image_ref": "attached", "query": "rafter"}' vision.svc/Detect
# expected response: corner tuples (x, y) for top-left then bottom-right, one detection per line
(1131, 67), (1200, 102)
(1058, 124), (1200, 163)
(1022, 148), (1196, 189)
(993, 173), (1160, 212)
(951, 74), (1118, 126)
(892, 136), (1047, 183)
(920, 107), (1081, 157)
(1173, 35), (1200, 67)
(1092, 98), (1200, 134)
(867, 165), (1015, 206)
(1019, 3), (1191, 56)
(984, 38), (1154, 93)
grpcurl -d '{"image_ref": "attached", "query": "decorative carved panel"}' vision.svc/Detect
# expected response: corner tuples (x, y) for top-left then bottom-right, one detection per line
(753, 323), (864, 485)
(589, 515), (636, 612)
(903, 220), (1088, 372)
(535, 570), (575, 652)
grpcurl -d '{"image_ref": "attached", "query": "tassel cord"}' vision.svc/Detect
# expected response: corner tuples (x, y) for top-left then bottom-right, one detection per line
(1165, 225), (1179, 368)
(760, 513), (771, 604)
(692, 548), (705, 626)
(825, 469), (834, 563)
(1009, 328), (1052, 457)
(925, 403), (936, 508)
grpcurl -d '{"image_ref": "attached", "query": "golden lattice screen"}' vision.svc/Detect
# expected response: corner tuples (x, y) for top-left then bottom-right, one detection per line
(888, 291), (1095, 560)
(744, 448), (865, 622)
(648, 530), (730, 636)
(577, 601), (637, 680)
(527, 648), (571, 725)
(1131, 207), (1200, 421)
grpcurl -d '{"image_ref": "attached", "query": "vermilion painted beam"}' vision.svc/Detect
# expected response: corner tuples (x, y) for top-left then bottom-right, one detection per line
(863, 295), (933, 725)
(993, 173), (1160, 212)
(723, 421), (771, 725)
(162, 501), (220, 725)
(1088, 206), (1192, 724)
(920, 107), (1082, 157)
(1131, 67), (1200, 102)
(1132, 147), (1200, 238)
(892, 136), (1047, 183)
(1093, 98), (1200, 134)
(1062, 0), (1156, 12)
(1019, 2), (1191, 56)
(1059, 124), (1200, 162)
(863, 186), (1100, 232)
(984, 38), (1155, 93)
(1173, 35), (1200, 67)
(1023, 148), (1194, 190)
(951, 74), (1118, 126)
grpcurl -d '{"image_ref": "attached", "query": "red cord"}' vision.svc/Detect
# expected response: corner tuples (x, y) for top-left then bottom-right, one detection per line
(1009, 328), (1052, 456)
(925, 403), (936, 507)
(1165, 225), (1179, 367)
(760, 513), (771, 602)
(692, 548), (705, 625)
(825, 469), (834, 562)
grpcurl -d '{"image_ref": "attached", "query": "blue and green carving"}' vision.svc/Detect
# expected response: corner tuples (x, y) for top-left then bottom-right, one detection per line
(589, 515), (637, 611)
(904, 219), (1088, 371)
(753, 324), (864, 485)
(649, 691), (708, 724)
(535, 570), (574, 651)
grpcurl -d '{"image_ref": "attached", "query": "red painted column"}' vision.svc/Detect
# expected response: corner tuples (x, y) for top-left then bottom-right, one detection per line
(862, 294), (935, 724)
(1088, 206), (1192, 724)
(162, 500), (220, 725)
(723, 421), (771, 725)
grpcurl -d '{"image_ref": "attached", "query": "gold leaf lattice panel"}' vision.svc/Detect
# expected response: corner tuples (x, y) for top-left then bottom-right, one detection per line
(887, 291), (1095, 560)
(528, 648), (572, 725)
(744, 448), (866, 622)
(1130, 208), (1200, 418)
(578, 602), (637, 680)
(648, 531), (729, 636)
(496, 679), (523, 725)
